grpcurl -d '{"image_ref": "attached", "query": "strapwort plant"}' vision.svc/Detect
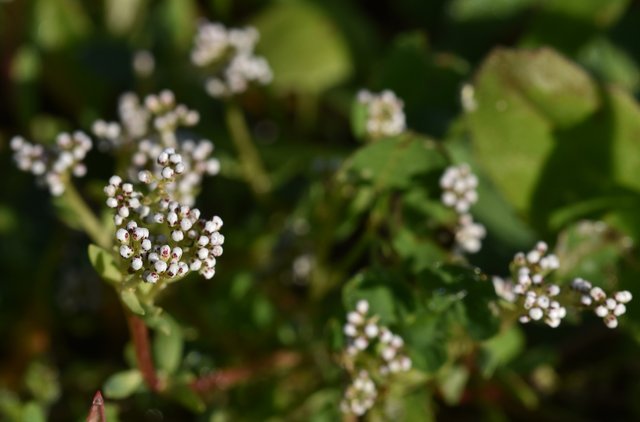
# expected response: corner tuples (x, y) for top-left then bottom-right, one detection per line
(7, 13), (637, 421)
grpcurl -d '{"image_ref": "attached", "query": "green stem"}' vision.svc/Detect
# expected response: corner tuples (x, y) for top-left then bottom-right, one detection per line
(63, 183), (111, 249)
(224, 102), (272, 197)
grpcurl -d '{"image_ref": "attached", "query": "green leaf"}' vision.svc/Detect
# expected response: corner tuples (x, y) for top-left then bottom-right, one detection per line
(156, 0), (197, 49)
(120, 290), (145, 316)
(33, 0), (92, 50)
(253, 2), (352, 94)
(24, 361), (60, 405)
(449, 0), (536, 21)
(469, 47), (599, 211)
(88, 244), (121, 284)
(345, 135), (447, 191)
(392, 228), (447, 273)
(437, 365), (469, 405)
(343, 270), (413, 325)
(167, 381), (206, 413)
(143, 306), (171, 335)
(577, 37), (640, 92)
(21, 401), (46, 422)
(350, 97), (368, 140)
(419, 266), (500, 340)
(403, 312), (448, 373)
(153, 314), (184, 375)
(553, 220), (627, 283)
(105, 0), (147, 36)
(479, 326), (525, 377)
(103, 370), (143, 399)
(445, 127), (536, 259)
(373, 32), (468, 134)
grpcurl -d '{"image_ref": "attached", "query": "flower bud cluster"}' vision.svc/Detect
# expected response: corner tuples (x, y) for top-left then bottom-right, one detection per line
(440, 164), (478, 214)
(93, 92), (218, 205)
(571, 278), (632, 329)
(340, 370), (377, 417)
(510, 242), (566, 327)
(105, 150), (224, 284)
(10, 132), (92, 196)
(341, 300), (411, 416)
(132, 140), (220, 206)
(191, 21), (272, 98)
(92, 90), (199, 150)
(357, 90), (406, 138)
(440, 164), (485, 253)
(455, 214), (487, 254)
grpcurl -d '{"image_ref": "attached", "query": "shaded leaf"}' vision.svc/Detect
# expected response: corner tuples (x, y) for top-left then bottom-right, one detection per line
(153, 314), (184, 375)
(88, 244), (121, 284)
(345, 135), (447, 191)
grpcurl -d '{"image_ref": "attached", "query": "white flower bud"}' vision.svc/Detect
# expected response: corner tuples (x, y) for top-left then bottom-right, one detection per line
(615, 291), (632, 304)
(157, 151), (169, 165)
(180, 218), (193, 231)
(529, 307), (543, 320)
(154, 260), (167, 273)
(166, 263), (179, 277)
(381, 347), (396, 361)
(595, 306), (608, 318)
(343, 324), (357, 337)
(145, 271), (159, 283)
(354, 337), (368, 351)
(160, 245), (171, 259)
(171, 247), (183, 260)
(171, 230), (184, 242)
(197, 248), (209, 260)
(391, 335), (404, 348)
(120, 245), (133, 258)
(190, 259), (202, 271)
(141, 239), (152, 251)
(356, 300), (369, 315)
(131, 257), (143, 271)
(591, 287), (606, 301)
(364, 323), (379, 338)
(604, 315), (618, 329)
(116, 228), (129, 243)
(138, 170), (152, 184)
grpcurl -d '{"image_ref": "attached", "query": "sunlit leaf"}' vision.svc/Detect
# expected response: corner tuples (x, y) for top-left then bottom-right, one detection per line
(103, 370), (143, 399)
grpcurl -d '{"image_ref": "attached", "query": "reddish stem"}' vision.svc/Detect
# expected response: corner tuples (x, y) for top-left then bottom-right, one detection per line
(125, 313), (160, 392)
(125, 311), (299, 397)
(190, 350), (301, 395)
(85, 391), (106, 422)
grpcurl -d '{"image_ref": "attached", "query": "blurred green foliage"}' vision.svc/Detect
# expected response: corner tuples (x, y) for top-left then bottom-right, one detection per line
(2, 0), (640, 420)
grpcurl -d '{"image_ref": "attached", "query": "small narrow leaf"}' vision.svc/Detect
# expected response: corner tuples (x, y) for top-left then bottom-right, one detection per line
(168, 382), (206, 413)
(153, 314), (184, 374)
(103, 370), (143, 399)
(88, 244), (121, 284)
(120, 290), (145, 315)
